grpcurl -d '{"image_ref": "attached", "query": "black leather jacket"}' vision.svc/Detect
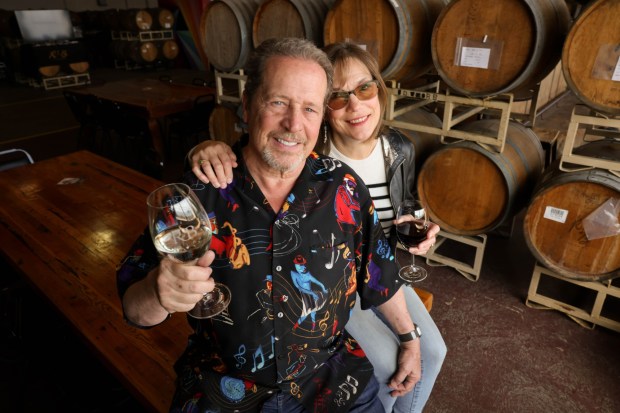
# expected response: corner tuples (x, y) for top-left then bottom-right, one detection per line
(380, 128), (417, 246)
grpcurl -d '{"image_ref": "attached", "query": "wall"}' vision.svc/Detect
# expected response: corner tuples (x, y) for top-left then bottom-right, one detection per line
(1, 0), (158, 11)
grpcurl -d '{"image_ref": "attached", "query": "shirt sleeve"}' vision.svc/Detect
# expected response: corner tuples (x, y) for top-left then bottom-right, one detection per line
(355, 186), (401, 310)
(116, 226), (160, 301)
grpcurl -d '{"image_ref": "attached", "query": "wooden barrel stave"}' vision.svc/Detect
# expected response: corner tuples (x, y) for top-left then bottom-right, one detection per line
(523, 140), (620, 281)
(394, 108), (443, 178)
(417, 119), (545, 235)
(324, 0), (448, 86)
(153, 7), (175, 30)
(209, 104), (245, 146)
(562, 0), (620, 115)
(253, 0), (334, 47)
(201, 0), (263, 72)
(120, 9), (153, 31)
(159, 40), (179, 60)
(431, 0), (571, 99)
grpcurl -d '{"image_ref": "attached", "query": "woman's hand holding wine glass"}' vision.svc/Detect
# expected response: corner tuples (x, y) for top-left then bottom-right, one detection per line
(147, 183), (231, 319)
(395, 200), (440, 283)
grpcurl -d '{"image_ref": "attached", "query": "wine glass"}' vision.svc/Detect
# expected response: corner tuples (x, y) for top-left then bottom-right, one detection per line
(395, 200), (430, 283)
(147, 183), (231, 319)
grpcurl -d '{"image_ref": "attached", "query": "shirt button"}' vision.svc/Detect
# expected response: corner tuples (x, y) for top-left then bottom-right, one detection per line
(252, 206), (259, 211)
(277, 312), (284, 318)
(276, 266), (282, 271)
(274, 336), (280, 341)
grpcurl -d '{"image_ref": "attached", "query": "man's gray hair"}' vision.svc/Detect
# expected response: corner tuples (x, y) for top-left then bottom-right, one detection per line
(243, 37), (334, 109)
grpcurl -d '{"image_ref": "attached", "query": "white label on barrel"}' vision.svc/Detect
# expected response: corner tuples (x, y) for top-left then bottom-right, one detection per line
(612, 56), (620, 82)
(460, 47), (491, 69)
(543, 206), (568, 223)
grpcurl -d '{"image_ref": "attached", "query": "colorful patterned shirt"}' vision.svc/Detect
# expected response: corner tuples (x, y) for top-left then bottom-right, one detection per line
(117, 137), (401, 413)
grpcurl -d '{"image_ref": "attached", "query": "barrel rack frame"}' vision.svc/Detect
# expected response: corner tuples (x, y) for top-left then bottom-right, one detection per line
(384, 82), (523, 281)
(111, 29), (176, 71)
(111, 30), (174, 42)
(526, 262), (620, 332)
(559, 105), (620, 175)
(214, 69), (246, 105)
(524, 105), (619, 331)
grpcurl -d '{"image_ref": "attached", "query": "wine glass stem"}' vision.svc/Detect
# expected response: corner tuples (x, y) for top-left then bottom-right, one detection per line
(411, 253), (416, 268)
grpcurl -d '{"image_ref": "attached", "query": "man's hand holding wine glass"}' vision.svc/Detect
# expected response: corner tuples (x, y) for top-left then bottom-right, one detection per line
(154, 250), (216, 314)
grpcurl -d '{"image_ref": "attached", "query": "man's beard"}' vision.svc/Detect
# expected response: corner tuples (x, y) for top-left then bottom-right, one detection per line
(262, 133), (306, 173)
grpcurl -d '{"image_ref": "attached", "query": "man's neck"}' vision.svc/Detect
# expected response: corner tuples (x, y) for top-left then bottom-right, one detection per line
(243, 148), (304, 212)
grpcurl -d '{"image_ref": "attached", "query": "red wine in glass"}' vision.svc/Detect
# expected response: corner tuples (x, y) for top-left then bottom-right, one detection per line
(396, 200), (429, 283)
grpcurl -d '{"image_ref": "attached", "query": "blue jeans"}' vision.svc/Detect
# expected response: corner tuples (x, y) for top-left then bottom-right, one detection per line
(260, 375), (384, 413)
(345, 286), (447, 413)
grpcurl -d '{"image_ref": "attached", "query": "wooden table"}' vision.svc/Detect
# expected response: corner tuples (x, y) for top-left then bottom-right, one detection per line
(0, 151), (191, 412)
(74, 78), (215, 165)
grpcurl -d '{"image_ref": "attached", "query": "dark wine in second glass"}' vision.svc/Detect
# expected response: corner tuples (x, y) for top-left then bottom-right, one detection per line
(396, 219), (429, 249)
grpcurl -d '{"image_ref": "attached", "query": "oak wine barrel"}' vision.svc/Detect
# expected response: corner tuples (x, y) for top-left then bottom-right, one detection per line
(562, 0), (620, 115)
(523, 140), (620, 281)
(431, 0), (571, 99)
(120, 9), (153, 31)
(324, 0), (448, 86)
(201, 0), (263, 72)
(253, 0), (335, 47)
(209, 104), (245, 146)
(122, 41), (158, 63)
(417, 119), (545, 235)
(159, 40), (179, 61)
(69, 61), (90, 73)
(152, 7), (175, 30)
(394, 108), (443, 178)
(38, 65), (61, 77)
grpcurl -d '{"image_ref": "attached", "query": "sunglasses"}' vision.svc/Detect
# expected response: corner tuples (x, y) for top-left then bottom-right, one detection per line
(327, 79), (379, 110)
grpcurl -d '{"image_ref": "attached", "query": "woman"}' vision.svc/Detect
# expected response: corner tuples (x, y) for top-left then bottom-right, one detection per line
(189, 42), (446, 413)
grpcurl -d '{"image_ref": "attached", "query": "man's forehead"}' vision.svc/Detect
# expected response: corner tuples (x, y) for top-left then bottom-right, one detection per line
(262, 56), (327, 94)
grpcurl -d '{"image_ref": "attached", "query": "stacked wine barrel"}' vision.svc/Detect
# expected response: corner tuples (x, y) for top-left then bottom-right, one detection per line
(522, 0), (620, 282)
(0, 9), (90, 83)
(105, 8), (179, 68)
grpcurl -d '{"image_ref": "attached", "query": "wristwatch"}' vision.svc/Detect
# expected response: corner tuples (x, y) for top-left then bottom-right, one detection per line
(398, 324), (422, 343)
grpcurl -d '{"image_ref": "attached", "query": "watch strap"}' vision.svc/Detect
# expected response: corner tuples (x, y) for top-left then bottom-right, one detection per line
(398, 325), (422, 342)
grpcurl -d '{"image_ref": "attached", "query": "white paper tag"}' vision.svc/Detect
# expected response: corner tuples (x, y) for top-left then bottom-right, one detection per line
(460, 47), (491, 69)
(612, 56), (620, 81)
(543, 206), (568, 223)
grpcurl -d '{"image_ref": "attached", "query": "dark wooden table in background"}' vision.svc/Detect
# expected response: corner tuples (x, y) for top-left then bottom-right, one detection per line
(0, 150), (191, 412)
(73, 78), (215, 165)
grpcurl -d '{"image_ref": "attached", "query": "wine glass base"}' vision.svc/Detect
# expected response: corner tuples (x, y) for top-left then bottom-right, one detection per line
(399, 265), (428, 283)
(188, 284), (232, 319)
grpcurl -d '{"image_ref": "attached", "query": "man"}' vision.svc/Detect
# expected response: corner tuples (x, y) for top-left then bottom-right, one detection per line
(117, 38), (420, 413)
